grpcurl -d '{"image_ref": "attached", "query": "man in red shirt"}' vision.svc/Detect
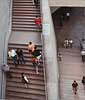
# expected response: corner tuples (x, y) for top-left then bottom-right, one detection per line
(34, 16), (41, 31)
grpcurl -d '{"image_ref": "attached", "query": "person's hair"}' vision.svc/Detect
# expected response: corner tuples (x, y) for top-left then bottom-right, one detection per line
(36, 16), (38, 18)
(29, 42), (32, 44)
(83, 76), (85, 79)
(74, 80), (76, 82)
(34, 45), (37, 50)
(21, 73), (24, 76)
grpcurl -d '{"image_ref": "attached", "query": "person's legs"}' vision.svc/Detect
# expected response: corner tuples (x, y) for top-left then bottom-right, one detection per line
(20, 56), (25, 64)
(34, 0), (38, 7)
(73, 87), (77, 94)
(12, 55), (18, 66)
(32, 58), (39, 74)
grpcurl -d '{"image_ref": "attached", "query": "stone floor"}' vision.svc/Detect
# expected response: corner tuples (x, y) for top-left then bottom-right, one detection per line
(59, 48), (85, 100)
(56, 8), (85, 100)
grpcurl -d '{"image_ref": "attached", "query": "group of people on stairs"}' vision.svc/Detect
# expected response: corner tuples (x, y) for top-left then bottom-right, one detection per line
(8, 48), (25, 66)
(8, 42), (42, 87)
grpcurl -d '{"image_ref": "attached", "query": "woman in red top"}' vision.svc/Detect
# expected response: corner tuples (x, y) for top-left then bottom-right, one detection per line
(34, 16), (41, 26)
(34, 16), (41, 31)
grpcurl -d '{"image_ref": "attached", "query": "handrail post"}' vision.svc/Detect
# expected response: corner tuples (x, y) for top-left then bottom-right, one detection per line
(40, 0), (60, 100)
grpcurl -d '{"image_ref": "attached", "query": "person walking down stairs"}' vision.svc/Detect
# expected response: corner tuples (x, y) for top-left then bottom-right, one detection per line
(16, 48), (25, 64)
(28, 42), (35, 54)
(34, 16), (41, 32)
(21, 73), (30, 88)
(8, 49), (18, 66)
(33, 0), (39, 8)
(31, 45), (42, 74)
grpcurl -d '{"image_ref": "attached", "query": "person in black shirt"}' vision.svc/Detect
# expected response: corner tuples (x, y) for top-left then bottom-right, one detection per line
(31, 46), (42, 63)
(33, 0), (38, 7)
(72, 80), (78, 94)
(16, 49), (25, 64)
(82, 76), (85, 85)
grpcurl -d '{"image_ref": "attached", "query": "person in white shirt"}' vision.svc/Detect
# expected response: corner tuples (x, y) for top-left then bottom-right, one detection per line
(69, 39), (73, 48)
(21, 73), (30, 88)
(64, 38), (69, 48)
(66, 12), (70, 20)
(8, 49), (18, 66)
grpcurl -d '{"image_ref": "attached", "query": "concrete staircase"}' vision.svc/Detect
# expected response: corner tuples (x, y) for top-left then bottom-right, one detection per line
(58, 48), (85, 100)
(12, 0), (40, 32)
(6, 43), (46, 100)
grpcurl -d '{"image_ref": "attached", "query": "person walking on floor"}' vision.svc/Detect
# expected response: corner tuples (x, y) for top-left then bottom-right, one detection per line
(72, 80), (78, 94)
(64, 38), (69, 48)
(69, 39), (73, 48)
(66, 12), (70, 21)
(82, 76), (85, 85)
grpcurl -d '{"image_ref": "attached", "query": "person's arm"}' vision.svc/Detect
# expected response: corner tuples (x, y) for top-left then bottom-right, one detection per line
(24, 76), (29, 83)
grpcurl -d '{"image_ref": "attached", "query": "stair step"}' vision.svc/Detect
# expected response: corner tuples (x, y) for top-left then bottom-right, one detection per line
(8, 43), (42, 47)
(6, 91), (45, 100)
(13, 4), (35, 6)
(8, 63), (43, 70)
(8, 61), (43, 67)
(12, 28), (41, 32)
(7, 77), (45, 86)
(9, 68), (44, 75)
(12, 15), (37, 19)
(13, 8), (40, 11)
(12, 25), (37, 28)
(8, 57), (43, 62)
(6, 81), (45, 91)
(13, 5), (36, 9)
(13, 13), (40, 16)
(8, 72), (44, 81)
(13, 10), (40, 14)
(13, 7), (40, 10)
(13, 5), (36, 7)
(6, 86), (45, 96)
(13, 1), (33, 3)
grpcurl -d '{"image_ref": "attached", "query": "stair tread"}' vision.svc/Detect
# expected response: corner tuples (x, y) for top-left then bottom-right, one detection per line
(6, 91), (45, 100)
(6, 86), (45, 95)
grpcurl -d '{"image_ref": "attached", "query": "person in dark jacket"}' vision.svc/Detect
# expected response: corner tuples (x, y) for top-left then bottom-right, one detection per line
(82, 76), (85, 85)
(21, 73), (30, 88)
(31, 45), (42, 63)
(16, 49), (25, 64)
(33, 0), (38, 7)
(72, 80), (78, 94)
